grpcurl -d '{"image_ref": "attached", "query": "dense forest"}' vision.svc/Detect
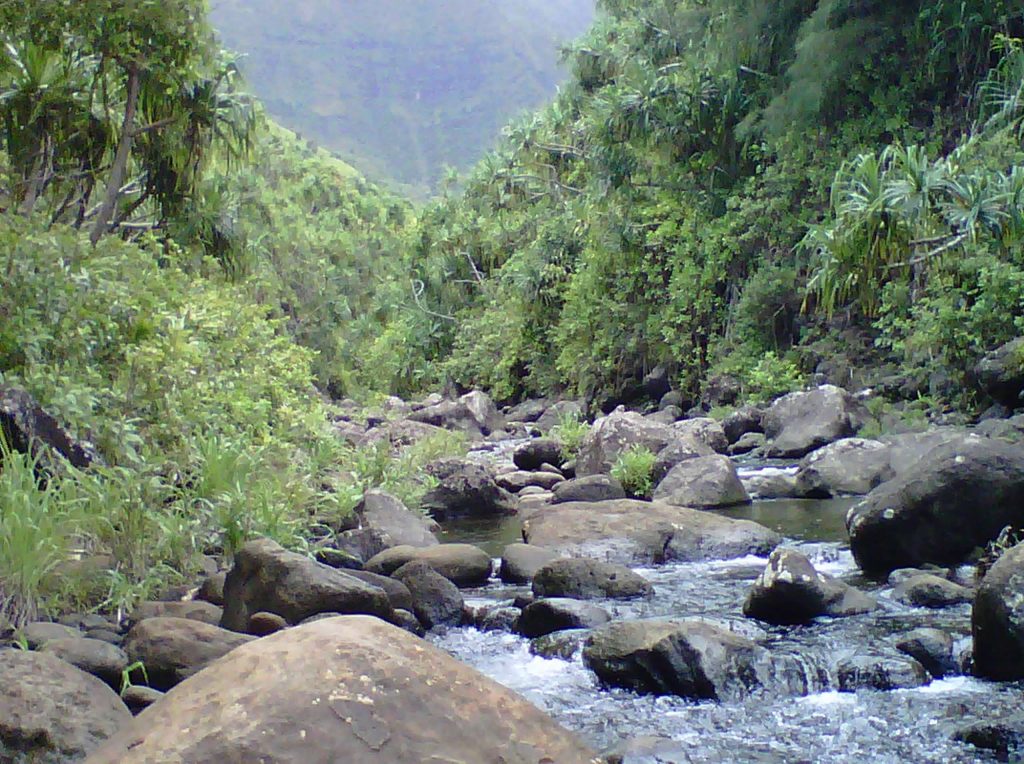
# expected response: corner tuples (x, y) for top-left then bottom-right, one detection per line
(1, 0), (1023, 627)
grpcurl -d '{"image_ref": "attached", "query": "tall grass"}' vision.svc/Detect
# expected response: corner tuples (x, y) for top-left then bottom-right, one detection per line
(0, 439), (94, 626)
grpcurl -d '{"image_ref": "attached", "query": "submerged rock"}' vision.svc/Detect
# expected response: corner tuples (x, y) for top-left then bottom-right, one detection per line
(523, 499), (780, 565)
(743, 548), (877, 625)
(86, 616), (597, 764)
(847, 435), (1024, 575)
(835, 652), (930, 691)
(895, 628), (956, 678)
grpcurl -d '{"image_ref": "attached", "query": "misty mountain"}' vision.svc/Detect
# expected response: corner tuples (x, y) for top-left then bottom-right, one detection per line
(209, 0), (594, 195)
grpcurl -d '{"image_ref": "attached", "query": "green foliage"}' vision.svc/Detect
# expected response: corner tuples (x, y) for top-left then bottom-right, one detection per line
(549, 411), (591, 461)
(610, 445), (657, 499)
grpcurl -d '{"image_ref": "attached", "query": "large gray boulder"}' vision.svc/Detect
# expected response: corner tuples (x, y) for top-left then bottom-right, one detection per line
(652, 454), (750, 509)
(671, 418), (728, 454)
(523, 499), (780, 565)
(763, 385), (865, 458)
(743, 548), (876, 625)
(975, 337), (1024, 408)
(722, 406), (764, 445)
(407, 391), (505, 436)
(355, 489), (439, 548)
(847, 435), (1024, 575)
(124, 617), (254, 690)
(532, 558), (653, 600)
(973, 542), (1024, 680)
(86, 617), (597, 764)
(420, 459), (517, 520)
(0, 650), (130, 762)
(576, 410), (674, 476)
(220, 538), (393, 632)
(651, 437), (715, 483)
(363, 543), (493, 587)
(583, 619), (805, 700)
(392, 561), (464, 629)
(795, 438), (896, 497)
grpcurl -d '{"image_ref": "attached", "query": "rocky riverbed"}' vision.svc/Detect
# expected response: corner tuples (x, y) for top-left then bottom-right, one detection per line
(3, 385), (1024, 762)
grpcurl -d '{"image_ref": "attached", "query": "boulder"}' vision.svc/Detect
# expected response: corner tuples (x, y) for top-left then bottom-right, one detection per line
(955, 718), (1024, 759)
(197, 572), (226, 606)
(363, 543), (493, 587)
(644, 408), (680, 426)
(128, 600), (223, 627)
(880, 427), (972, 475)
(739, 467), (806, 500)
(729, 432), (766, 456)
(642, 365), (672, 401)
(420, 459), (517, 520)
(847, 435), (1024, 575)
(333, 527), (390, 565)
(743, 548), (877, 625)
(895, 628), (956, 678)
(577, 410), (674, 476)
(523, 499), (781, 565)
(532, 558), (653, 600)
(86, 616), (597, 764)
(505, 398), (551, 424)
(392, 561), (464, 629)
(535, 400), (585, 433)
(973, 542), (1024, 680)
(975, 337), (1024, 408)
(407, 391), (505, 436)
(500, 543), (560, 584)
(795, 438), (896, 497)
(552, 474), (628, 503)
(496, 470), (565, 493)
(763, 385), (865, 458)
(583, 619), (802, 700)
(356, 418), (450, 449)
(344, 569), (415, 612)
(514, 438), (565, 472)
(475, 605), (520, 633)
(892, 574), (972, 608)
(39, 637), (129, 688)
(651, 437), (715, 483)
(517, 598), (611, 638)
(124, 617), (254, 690)
(0, 384), (100, 470)
(671, 418), (729, 454)
(835, 653), (929, 691)
(19, 620), (80, 648)
(0, 650), (130, 761)
(355, 489), (439, 548)
(659, 391), (686, 411)
(722, 406), (764, 445)
(247, 611), (288, 636)
(652, 454), (750, 509)
(701, 374), (741, 408)
(220, 538), (393, 632)
(121, 686), (164, 715)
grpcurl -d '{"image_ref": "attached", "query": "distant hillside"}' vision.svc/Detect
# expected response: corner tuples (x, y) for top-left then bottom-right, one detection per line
(209, 0), (594, 196)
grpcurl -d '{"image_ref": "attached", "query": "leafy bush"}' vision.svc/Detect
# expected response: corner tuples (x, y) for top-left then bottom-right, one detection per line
(549, 411), (591, 461)
(610, 445), (657, 500)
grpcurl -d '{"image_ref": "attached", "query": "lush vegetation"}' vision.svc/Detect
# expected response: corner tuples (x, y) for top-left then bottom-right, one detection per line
(209, 0), (594, 196)
(380, 0), (1024, 414)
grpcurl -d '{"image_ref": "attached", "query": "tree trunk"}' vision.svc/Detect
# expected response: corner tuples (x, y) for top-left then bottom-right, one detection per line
(90, 63), (139, 245)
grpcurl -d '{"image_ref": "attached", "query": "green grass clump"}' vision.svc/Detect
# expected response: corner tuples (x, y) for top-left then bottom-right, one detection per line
(610, 445), (657, 500)
(550, 411), (591, 462)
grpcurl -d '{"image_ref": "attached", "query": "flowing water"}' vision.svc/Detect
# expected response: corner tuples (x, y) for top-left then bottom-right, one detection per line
(433, 453), (1023, 763)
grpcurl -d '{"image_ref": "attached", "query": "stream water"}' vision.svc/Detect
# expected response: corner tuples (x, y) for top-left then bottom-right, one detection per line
(433, 452), (1023, 763)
